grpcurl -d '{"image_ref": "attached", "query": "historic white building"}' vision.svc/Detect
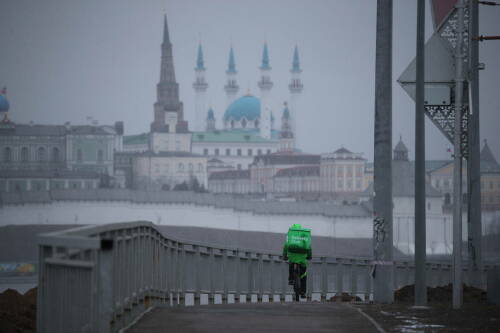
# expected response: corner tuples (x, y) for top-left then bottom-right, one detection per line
(0, 88), (123, 192)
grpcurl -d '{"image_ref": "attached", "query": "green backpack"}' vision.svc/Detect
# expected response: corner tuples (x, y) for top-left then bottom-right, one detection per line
(286, 224), (311, 254)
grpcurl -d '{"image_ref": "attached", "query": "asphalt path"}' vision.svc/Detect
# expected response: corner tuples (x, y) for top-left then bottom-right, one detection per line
(127, 302), (381, 333)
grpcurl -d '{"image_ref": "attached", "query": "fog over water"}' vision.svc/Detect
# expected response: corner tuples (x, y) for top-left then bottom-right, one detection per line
(1, 0), (499, 159)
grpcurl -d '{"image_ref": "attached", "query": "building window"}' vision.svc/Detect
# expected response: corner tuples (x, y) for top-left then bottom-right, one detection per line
(237, 149), (242, 156)
(226, 148), (231, 156)
(444, 193), (451, 205)
(52, 147), (59, 162)
(427, 202), (431, 211)
(242, 119), (247, 128)
(77, 149), (83, 162)
(198, 163), (203, 172)
(248, 149), (253, 156)
(257, 149), (262, 155)
(3, 147), (12, 162)
(255, 120), (259, 128)
(231, 120), (235, 128)
(97, 149), (104, 162)
(237, 164), (241, 170)
(37, 147), (46, 162)
(203, 148), (208, 156)
(347, 165), (353, 177)
(178, 163), (184, 172)
(266, 149), (271, 155)
(21, 147), (29, 162)
(215, 148), (219, 156)
(356, 165), (363, 176)
(189, 163), (193, 172)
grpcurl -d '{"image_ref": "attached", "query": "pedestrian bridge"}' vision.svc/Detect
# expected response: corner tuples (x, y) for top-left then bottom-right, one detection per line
(37, 221), (485, 332)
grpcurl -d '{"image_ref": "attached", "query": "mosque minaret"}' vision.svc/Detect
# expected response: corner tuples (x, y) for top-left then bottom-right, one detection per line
(257, 42), (273, 140)
(224, 47), (239, 109)
(288, 45), (303, 148)
(193, 43), (208, 132)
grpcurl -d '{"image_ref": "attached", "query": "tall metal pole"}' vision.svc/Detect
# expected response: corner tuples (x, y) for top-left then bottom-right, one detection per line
(468, 0), (482, 289)
(373, 0), (394, 303)
(414, 0), (427, 307)
(453, 0), (466, 310)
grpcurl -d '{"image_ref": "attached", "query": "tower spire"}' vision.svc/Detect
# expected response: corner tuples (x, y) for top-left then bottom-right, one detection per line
(227, 46), (236, 74)
(163, 14), (171, 45)
(151, 14), (184, 133)
(260, 43), (271, 70)
(292, 45), (301, 72)
(196, 43), (205, 70)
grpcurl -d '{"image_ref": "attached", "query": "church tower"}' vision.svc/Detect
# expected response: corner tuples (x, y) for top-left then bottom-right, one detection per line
(258, 43), (273, 140)
(193, 43), (208, 132)
(224, 47), (239, 109)
(151, 15), (185, 133)
(288, 46), (303, 147)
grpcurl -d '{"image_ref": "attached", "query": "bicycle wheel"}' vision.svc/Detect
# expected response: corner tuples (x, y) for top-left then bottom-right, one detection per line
(293, 264), (301, 302)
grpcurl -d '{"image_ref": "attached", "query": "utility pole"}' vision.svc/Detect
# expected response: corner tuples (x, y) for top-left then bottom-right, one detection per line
(453, 0), (466, 310)
(414, 0), (427, 307)
(468, 0), (482, 289)
(373, 0), (394, 303)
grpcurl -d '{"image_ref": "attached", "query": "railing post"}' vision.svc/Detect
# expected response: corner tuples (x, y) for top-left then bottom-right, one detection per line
(209, 247), (214, 300)
(336, 258), (343, 294)
(222, 249), (228, 300)
(364, 260), (371, 301)
(258, 253), (263, 301)
(36, 245), (52, 332)
(235, 250), (240, 297)
(98, 239), (114, 333)
(351, 259), (358, 297)
(321, 257), (327, 300)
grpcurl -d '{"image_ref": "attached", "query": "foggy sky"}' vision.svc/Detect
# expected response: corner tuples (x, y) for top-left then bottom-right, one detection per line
(1, 0), (499, 161)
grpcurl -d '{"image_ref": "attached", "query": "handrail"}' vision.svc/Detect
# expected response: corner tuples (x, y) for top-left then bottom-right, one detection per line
(37, 221), (493, 333)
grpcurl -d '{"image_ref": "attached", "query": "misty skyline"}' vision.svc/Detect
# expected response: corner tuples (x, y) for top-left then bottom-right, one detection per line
(1, 0), (499, 161)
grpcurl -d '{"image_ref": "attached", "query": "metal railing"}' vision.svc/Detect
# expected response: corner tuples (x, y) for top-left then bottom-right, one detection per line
(37, 221), (492, 332)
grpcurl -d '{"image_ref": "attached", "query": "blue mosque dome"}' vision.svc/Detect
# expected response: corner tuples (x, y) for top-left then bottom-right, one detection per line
(0, 94), (9, 112)
(224, 95), (260, 121)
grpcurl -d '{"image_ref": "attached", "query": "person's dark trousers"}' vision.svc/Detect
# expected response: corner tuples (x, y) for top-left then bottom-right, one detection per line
(288, 263), (307, 295)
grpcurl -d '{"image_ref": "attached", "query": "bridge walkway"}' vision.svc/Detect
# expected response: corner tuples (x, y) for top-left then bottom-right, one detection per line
(127, 302), (380, 333)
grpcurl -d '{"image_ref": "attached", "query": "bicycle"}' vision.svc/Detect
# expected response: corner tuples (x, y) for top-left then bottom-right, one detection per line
(291, 262), (302, 302)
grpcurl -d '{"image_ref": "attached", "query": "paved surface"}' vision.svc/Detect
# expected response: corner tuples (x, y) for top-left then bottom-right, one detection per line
(128, 302), (380, 333)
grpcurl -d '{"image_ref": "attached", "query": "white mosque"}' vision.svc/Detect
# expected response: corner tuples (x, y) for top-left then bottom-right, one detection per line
(189, 42), (304, 170)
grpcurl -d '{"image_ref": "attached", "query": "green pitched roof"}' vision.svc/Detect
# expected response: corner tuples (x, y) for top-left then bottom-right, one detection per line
(123, 133), (149, 145)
